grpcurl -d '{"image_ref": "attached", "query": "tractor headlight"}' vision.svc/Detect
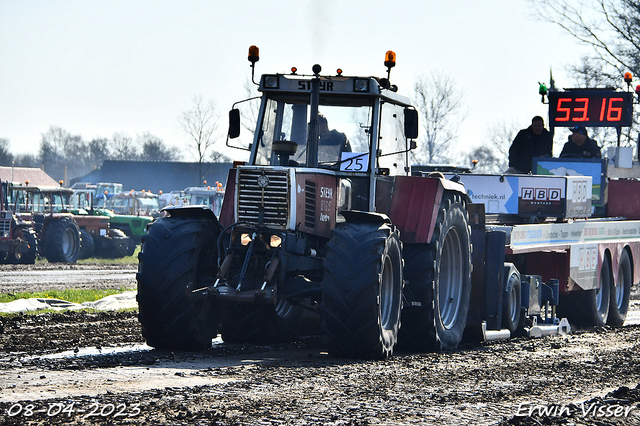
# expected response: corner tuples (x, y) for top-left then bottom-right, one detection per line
(269, 235), (282, 248)
(240, 233), (252, 246)
(263, 75), (278, 88)
(354, 79), (369, 92)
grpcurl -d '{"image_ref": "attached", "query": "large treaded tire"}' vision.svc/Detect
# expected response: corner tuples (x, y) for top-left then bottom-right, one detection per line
(502, 268), (522, 333)
(8, 226), (37, 264)
(559, 255), (611, 329)
(95, 229), (130, 259)
(321, 221), (403, 359)
(137, 216), (220, 351)
(43, 217), (80, 263)
(78, 229), (95, 260)
(125, 236), (136, 257)
(608, 249), (632, 327)
(399, 193), (472, 352)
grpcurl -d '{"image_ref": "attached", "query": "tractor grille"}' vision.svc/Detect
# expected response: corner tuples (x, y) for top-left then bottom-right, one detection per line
(0, 216), (10, 237)
(305, 180), (316, 229)
(237, 168), (290, 227)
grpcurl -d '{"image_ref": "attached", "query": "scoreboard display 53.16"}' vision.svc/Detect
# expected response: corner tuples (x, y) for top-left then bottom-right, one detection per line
(548, 90), (633, 127)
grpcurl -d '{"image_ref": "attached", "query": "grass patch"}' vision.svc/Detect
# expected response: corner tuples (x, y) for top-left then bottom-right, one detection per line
(77, 245), (140, 265)
(0, 286), (135, 304)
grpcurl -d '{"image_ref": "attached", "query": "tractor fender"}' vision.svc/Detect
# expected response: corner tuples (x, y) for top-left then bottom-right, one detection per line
(378, 174), (469, 245)
(163, 205), (220, 223)
(340, 210), (392, 225)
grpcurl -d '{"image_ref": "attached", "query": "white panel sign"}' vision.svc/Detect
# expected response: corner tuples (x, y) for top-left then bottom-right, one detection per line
(340, 153), (369, 172)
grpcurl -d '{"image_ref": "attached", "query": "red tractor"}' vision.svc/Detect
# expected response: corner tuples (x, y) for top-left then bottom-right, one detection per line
(0, 179), (37, 264)
(12, 183), (81, 263)
(11, 184), (131, 262)
(137, 49), (472, 358)
(137, 49), (640, 359)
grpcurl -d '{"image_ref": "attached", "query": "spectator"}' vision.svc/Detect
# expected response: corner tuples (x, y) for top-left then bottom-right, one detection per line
(505, 116), (553, 174)
(560, 126), (601, 159)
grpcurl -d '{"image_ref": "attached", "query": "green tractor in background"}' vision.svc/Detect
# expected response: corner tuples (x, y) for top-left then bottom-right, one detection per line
(71, 183), (152, 256)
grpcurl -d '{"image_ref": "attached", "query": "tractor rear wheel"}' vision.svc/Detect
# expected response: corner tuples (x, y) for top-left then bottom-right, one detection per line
(43, 217), (80, 263)
(608, 249), (632, 327)
(97, 229), (130, 259)
(321, 221), (403, 359)
(399, 193), (472, 351)
(137, 216), (220, 350)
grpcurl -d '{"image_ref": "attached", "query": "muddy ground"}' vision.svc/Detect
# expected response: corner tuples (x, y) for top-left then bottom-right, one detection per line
(1, 264), (640, 425)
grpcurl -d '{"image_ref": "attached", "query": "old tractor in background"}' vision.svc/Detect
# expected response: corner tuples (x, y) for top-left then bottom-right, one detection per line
(183, 181), (225, 216)
(106, 190), (160, 218)
(11, 183), (81, 263)
(12, 184), (131, 261)
(0, 179), (37, 264)
(158, 182), (224, 216)
(71, 185), (147, 256)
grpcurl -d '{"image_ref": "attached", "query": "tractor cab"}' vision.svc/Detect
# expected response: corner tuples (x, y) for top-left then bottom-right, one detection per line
(228, 49), (418, 216)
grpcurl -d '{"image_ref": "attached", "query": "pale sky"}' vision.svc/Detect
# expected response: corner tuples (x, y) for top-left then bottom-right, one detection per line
(0, 0), (589, 161)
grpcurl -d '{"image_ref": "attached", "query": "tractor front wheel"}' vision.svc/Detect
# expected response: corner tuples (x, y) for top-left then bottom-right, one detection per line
(8, 227), (37, 264)
(321, 221), (403, 359)
(137, 216), (220, 350)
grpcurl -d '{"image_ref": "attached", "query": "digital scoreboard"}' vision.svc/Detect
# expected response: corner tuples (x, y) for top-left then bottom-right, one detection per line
(548, 90), (633, 127)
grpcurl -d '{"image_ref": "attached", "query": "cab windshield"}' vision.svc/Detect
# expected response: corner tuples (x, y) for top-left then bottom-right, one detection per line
(254, 95), (373, 168)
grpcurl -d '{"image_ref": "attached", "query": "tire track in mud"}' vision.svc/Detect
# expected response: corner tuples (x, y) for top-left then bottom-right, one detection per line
(1, 310), (640, 425)
(1, 266), (640, 425)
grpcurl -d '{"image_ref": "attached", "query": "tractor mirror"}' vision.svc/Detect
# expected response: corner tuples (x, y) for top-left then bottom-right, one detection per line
(228, 108), (241, 139)
(404, 108), (418, 140)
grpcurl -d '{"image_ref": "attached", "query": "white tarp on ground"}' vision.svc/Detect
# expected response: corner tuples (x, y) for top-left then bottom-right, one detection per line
(0, 291), (138, 314)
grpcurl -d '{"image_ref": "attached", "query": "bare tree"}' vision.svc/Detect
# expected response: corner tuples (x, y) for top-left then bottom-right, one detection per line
(469, 121), (518, 173)
(179, 95), (224, 182)
(39, 126), (89, 182)
(531, 0), (640, 149)
(138, 132), (180, 162)
(88, 138), (111, 167)
(531, 0), (640, 79)
(467, 146), (503, 174)
(13, 153), (39, 168)
(0, 138), (14, 166)
(412, 72), (465, 164)
(241, 77), (262, 135)
(111, 132), (139, 161)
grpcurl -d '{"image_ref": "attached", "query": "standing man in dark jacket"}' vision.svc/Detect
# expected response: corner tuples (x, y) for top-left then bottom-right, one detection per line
(506, 116), (553, 174)
(560, 126), (601, 159)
